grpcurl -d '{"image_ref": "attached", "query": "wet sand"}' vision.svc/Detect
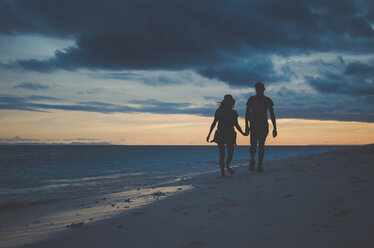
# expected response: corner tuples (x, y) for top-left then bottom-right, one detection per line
(10, 144), (374, 247)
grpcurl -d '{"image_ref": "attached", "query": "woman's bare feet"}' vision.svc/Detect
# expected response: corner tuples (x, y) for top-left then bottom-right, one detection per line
(226, 165), (234, 175)
(249, 159), (255, 172)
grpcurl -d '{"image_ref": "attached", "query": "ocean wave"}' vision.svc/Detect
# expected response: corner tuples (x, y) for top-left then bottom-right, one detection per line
(41, 171), (147, 184)
(0, 198), (62, 211)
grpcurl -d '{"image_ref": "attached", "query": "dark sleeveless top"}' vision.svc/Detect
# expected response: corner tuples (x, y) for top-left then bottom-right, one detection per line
(213, 108), (238, 144)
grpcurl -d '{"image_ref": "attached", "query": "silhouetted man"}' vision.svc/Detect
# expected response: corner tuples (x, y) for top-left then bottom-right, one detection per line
(245, 82), (277, 172)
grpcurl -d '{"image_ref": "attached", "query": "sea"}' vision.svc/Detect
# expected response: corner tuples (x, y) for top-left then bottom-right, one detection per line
(0, 145), (352, 247)
(0, 145), (348, 208)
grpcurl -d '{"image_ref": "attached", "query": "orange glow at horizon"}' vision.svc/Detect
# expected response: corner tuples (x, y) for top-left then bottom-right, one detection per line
(0, 110), (373, 145)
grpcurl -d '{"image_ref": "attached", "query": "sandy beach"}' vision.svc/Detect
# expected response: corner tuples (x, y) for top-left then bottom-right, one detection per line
(10, 144), (374, 248)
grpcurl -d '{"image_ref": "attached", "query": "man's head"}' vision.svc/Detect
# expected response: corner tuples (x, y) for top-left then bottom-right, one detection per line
(255, 82), (265, 95)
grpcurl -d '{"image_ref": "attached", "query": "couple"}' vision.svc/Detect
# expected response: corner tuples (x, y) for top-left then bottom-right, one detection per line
(206, 82), (277, 177)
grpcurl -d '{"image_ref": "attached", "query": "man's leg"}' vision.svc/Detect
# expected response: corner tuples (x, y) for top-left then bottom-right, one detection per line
(257, 135), (267, 172)
(218, 143), (226, 177)
(249, 132), (257, 172)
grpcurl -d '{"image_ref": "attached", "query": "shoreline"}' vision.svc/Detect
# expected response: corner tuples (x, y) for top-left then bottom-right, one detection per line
(1, 146), (345, 215)
(6, 144), (373, 248)
(0, 181), (194, 248)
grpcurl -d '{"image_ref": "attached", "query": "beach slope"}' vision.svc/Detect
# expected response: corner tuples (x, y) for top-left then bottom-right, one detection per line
(21, 144), (374, 248)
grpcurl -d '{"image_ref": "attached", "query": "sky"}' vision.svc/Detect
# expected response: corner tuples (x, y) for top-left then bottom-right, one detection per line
(0, 0), (374, 145)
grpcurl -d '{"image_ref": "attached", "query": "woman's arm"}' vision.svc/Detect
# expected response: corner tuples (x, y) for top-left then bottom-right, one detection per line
(234, 115), (245, 136)
(206, 116), (218, 142)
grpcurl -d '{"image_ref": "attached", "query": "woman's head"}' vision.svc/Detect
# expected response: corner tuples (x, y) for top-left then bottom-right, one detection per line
(219, 94), (235, 109)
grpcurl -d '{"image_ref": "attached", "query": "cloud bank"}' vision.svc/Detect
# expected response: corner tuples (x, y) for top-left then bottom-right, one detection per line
(1, 1), (374, 75)
(0, 0), (373, 122)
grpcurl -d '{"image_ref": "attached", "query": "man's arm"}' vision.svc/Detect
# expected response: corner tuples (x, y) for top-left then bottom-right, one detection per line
(244, 105), (251, 135)
(245, 101), (251, 135)
(269, 105), (277, 138)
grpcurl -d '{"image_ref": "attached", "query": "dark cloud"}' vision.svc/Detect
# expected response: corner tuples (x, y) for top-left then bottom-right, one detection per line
(276, 106), (374, 122)
(0, 95), (60, 112)
(1, 92), (374, 122)
(265, 86), (374, 122)
(0, 94), (215, 116)
(296, 57), (374, 122)
(198, 57), (293, 87)
(14, 82), (49, 90)
(82, 88), (103, 95)
(1, 0), (374, 81)
(128, 99), (191, 109)
(307, 60), (374, 96)
(1, 0), (374, 123)
(345, 61), (374, 77)
(89, 72), (140, 80)
(87, 72), (182, 86)
(27, 95), (60, 101)
(203, 96), (220, 101)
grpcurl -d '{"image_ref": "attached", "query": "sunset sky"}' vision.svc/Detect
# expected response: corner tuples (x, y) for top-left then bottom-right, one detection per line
(1, 0), (374, 145)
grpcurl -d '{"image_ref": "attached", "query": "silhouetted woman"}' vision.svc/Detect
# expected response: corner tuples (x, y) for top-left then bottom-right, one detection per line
(206, 94), (245, 177)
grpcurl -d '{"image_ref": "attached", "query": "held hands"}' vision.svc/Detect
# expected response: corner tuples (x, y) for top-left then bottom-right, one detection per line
(272, 129), (277, 138)
(243, 127), (250, 136)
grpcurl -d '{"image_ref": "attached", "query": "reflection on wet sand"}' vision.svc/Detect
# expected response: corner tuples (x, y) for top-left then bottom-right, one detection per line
(0, 184), (193, 248)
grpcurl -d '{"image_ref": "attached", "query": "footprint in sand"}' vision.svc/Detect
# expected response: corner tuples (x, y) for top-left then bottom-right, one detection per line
(334, 209), (352, 217)
(181, 241), (207, 248)
(322, 224), (331, 229)
(283, 194), (293, 198)
(187, 226), (206, 235)
(133, 211), (144, 215)
(212, 210), (229, 220)
(349, 177), (367, 184)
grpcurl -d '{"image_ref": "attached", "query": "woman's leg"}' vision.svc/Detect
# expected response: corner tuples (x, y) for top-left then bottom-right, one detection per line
(226, 142), (234, 165)
(226, 142), (235, 175)
(218, 143), (226, 177)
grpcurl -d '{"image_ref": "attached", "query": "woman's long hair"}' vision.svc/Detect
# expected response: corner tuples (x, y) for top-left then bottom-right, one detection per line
(219, 94), (235, 109)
